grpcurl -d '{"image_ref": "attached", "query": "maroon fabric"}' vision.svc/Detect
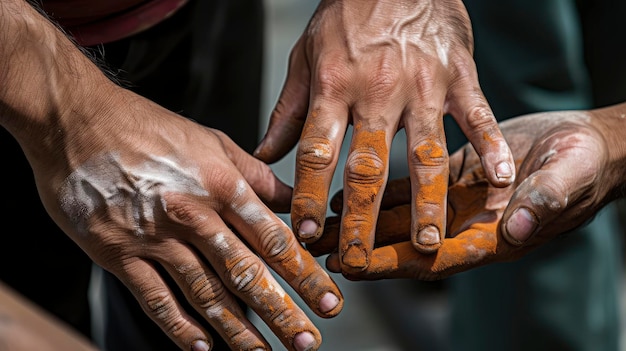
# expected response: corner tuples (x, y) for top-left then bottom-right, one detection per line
(41, 0), (189, 45)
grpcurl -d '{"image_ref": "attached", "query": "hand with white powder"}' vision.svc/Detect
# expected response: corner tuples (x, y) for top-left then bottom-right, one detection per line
(0, 1), (343, 351)
(254, 0), (515, 274)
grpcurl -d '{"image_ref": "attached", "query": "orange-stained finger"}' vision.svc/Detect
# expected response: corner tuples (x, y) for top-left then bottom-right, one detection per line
(255, 37), (311, 164)
(338, 120), (392, 273)
(446, 56), (515, 189)
(153, 243), (270, 350)
(114, 259), (214, 351)
(403, 101), (449, 254)
(329, 177), (412, 215)
(325, 214), (528, 281)
(162, 187), (335, 351)
(218, 178), (344, 319)
(310, 204), (412, 257)
(291, 103), (349, 243)
(194, 215), (324, 351)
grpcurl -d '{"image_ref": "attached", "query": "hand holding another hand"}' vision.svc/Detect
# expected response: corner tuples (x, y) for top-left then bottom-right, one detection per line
(309, 105), (626, 280)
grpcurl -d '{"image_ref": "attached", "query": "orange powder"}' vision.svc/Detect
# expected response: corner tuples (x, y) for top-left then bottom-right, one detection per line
(291, 108), (338, 242)
(340, 123), (388, 270)
(412, 138), (448, 250)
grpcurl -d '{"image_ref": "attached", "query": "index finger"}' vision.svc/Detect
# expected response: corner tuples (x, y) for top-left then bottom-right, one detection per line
(291, 101), (348, 243)
(325, 216), (516, 281)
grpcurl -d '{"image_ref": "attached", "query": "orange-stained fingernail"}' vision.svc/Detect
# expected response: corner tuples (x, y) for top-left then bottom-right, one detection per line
(293, 332), (317, 351)
(319, 292), (339, 313)
(496, 161), (513, 181)
(192, 340), (210, 351)
(505, 207), (537, 245)
(298, 219), (319, 239)
(342, 245), (368, 269)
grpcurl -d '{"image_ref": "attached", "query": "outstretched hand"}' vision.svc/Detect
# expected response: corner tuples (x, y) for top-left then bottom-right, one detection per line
(308, 107), (626, 280)
(254, 0), (514, 274)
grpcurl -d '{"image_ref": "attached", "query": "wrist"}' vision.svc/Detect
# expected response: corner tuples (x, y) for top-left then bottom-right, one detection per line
(592, 102), (626, 199)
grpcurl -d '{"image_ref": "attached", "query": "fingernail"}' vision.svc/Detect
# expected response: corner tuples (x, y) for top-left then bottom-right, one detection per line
(505, 207), (537, 244)
(319, 292), (339, 313)
(192, 340), (210, 351)
(298, 219), (319, 239)
(342, 245), (368, 269)
(293, 332), (317, 351)
(417, 226), (440, 246)
(496, 161), (513, 181)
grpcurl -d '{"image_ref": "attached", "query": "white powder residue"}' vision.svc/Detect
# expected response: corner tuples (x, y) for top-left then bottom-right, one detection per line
(232, 201), (270, 225)
(59, 152), (208, 236)
(434, 36), (449, 68)
(313, 143), (332, 159)
(234, 179), (246, 199)
(205, 304), (224, 320)
(231, 259), (256, 291)
(528, 187), (565, 211)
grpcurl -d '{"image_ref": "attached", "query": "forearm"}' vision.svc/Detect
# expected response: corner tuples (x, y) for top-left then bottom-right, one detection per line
(0, 0), (118, 154)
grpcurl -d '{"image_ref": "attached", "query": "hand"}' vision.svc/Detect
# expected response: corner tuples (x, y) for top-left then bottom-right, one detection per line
(1, 2), (343, 350)
(34, 93), (343, 351)
(308, 106), (626, 280)
(254, 0), (515, 273)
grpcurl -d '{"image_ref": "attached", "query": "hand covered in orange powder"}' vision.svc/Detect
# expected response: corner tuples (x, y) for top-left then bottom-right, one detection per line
(254, 0), (515, 273)
(307, 104), (626, 280)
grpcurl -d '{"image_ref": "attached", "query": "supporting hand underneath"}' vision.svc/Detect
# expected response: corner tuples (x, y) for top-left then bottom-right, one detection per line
(308, 104), (626, 280)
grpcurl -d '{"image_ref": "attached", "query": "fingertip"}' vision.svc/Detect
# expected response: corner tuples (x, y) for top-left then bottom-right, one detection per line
(341, 245), (368, 271)
(191, 340), (211, 351)
(297, 219), (320, 242)
(495, 161), (515, 184)
(503, 207), (538, 245)
(412, 226), (441, 254)
(319, 292), (342, 316)
(293, 331), (318, 351)
(325, 253), (341, 273)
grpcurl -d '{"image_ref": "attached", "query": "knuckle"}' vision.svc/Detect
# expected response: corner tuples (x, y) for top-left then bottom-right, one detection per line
(227, 257), (264, 293)
(528, 175), (569, 214)
(297, 137), (335, 171)
(367, 61), (402, 96)
(187, 269), (227, 309)
(315, 61), (349, 97)
(411, 139), (448, 167)
(258, 226), (298, 261)
(465, 104), (496, 131)
(345, 149), (385, 185)
(142, 288), (187, 334)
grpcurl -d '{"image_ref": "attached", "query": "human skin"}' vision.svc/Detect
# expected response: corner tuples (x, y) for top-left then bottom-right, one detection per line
(254, 0), (515, 273)
(0, 281), (99, 351)
(308, 104), (626, 280)
(0, 1), (343, 350)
